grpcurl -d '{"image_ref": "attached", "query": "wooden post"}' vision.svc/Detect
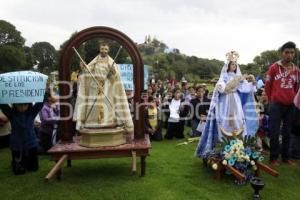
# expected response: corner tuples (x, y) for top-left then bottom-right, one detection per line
(224, 165), (246, 180)
(213, 164), (223, 180)
(45, 154), (68, 182)
(131, 151), (137, 174)
(56, 169), (62, 180)
(202, 158), (208, 168)
(256, 162), (279, 177)
(141, 156), (146, 177)
(255, 168), (260, 177)
(67, 159), (72, 168)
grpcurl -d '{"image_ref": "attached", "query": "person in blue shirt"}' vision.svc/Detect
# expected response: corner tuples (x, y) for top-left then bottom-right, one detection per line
(0, 102), (43, 175)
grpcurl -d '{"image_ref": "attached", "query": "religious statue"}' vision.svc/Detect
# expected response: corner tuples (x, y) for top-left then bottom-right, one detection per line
(73, 43), (134, 147)
(195, 51), (259, 156)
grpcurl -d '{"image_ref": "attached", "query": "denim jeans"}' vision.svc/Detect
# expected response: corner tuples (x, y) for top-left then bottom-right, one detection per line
(269, 102), (294, 161)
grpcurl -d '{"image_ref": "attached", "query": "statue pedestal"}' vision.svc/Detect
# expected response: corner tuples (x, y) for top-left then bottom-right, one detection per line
(79, 127), (126, 147)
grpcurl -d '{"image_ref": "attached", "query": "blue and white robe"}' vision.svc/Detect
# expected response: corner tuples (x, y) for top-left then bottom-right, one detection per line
(195, 68), (259, 157)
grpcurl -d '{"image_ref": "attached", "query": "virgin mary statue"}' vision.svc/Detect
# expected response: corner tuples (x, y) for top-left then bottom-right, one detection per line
(195, 51), (259, 157)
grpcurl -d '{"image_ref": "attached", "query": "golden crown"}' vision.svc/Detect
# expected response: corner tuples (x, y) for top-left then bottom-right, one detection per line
(226, 51), (239, 62)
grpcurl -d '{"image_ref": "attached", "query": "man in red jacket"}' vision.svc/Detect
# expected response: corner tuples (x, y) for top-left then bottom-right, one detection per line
(265, 41), (299, 167)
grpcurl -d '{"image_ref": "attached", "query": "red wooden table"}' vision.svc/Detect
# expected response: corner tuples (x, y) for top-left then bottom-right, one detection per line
(45, 134), (151, 182)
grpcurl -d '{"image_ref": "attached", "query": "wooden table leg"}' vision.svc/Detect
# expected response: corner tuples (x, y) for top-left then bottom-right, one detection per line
(132, 151), (137, 174)
(213, 165), (223, 181)
(255, 168), (260, 177)
(256, 162), (279, 177)
(141, 156), (146, 177)
(67, 159), (72, 168)
(45, 154), (68, 182)
(224, 165), (246, 181)
(56, 169), (62, 180)
(203, 159), (208, 168)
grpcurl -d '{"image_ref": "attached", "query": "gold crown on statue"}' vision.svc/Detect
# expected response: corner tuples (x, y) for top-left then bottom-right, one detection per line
(226, 51), (239, 62)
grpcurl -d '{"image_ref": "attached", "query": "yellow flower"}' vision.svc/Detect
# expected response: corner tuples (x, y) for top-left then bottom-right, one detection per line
(222, 160), (227, 166)
(253, 165), (258, 171)
(212, 163), (218, 170)
(225, 153), (231, 160)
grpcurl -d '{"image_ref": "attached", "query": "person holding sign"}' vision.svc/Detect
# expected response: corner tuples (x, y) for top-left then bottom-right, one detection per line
(0, 71), (47, 175)
(0, 102), (44, 175)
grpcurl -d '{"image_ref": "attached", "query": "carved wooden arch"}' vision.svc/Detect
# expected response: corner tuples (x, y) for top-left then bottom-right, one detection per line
(59, 26), (144, 142)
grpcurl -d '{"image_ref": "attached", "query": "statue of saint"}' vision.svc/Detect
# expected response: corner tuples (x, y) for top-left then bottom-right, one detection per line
(73, 43), (133, 143)
(195, 51), (259, 156)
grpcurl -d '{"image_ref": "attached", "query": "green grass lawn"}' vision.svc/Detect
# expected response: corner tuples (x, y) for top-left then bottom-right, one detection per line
(0, 132), (299, 200)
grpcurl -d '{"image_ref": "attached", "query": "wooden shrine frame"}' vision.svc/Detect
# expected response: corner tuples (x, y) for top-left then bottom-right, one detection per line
(45, 27), (150, 182)
(59, 26), (144, 141)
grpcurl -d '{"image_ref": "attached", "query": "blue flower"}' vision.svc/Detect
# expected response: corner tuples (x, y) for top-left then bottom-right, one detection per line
(252, 152), (258, 159)
(230, 140), (237, 146)
(228, 158), (235, 166)
(244, 148), (252, 156)
(232, 156), (237, 162)
(241, 162), (248, 169)
(235, 162), (241, 169)
(258, 156), (264, 162)
(224, 145), (231, 152)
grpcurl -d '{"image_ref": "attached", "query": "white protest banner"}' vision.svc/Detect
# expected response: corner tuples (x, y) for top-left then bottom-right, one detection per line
(0, 71), (48, 104)
(117, 64), (148, 91)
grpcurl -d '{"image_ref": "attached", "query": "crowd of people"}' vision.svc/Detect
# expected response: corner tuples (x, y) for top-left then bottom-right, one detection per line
(143, 79), (211, 141)
(0, 41), (300, 176)
(144, 41), (300, 169)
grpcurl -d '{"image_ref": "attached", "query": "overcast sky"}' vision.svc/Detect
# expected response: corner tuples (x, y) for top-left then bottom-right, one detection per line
(1, 0), (299, 64)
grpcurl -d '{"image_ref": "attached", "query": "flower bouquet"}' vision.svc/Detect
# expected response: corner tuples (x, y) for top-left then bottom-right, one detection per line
(204, 136), (269, 185)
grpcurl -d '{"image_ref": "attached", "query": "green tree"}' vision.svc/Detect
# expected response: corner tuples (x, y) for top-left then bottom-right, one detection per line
(106, 40), (130, 63)
(31, 42), (57, 73)
(240, 63), (260, 76)
(0, 20), (25, 48)
(0, 20), (28, 72)
(252, 48), (300, 74)
(84, 39), (129, 64)
(0, 45), (26, 72)
(253, 50), (280, 73)
(24, 46), (33, 69)
(152, 38), (168, 52)
(172, 60), (188, 78)
(84, 39), (100, 63)
(168, 70), (176, 80)
(185, 73), (201, 83)
(58, 31), (85, 72)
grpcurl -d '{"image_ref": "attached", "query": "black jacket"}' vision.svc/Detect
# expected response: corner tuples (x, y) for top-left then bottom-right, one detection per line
(190, 97), (210, 121)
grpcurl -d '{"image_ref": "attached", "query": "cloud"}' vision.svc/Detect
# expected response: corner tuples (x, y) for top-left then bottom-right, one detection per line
(1, 0), (299, 63)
